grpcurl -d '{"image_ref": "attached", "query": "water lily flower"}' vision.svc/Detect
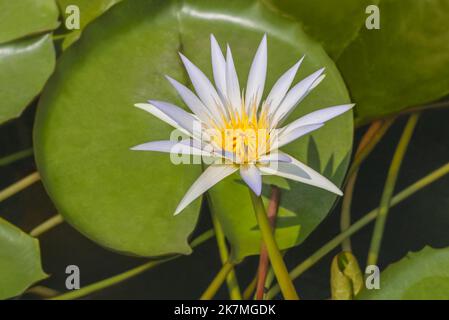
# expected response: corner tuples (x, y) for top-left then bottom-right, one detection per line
(132, 34), (353, 215)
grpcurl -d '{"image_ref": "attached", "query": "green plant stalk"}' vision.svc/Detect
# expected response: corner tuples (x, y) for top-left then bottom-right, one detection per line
(267, 159), (449, 299)
(50, 229), (214, 300)
(346, 118), (396, 179)
(263, 265), (276, 300)
(0, 172), (40, 203)
(341, 119), (395, 251)
(367, 113), (419, 266)
(30, 214), (64, 237)
(243, 274), (258, 300)
(0, 148), (33, 167)
(200, 261), (235, 300)
(210, 207), (242, 300)
(27, 285), (60, 298)
(249, 190), (299, 300)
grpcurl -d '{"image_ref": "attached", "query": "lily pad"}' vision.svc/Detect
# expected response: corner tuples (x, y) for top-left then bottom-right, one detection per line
(359, 247), (449, 300)
(34, 0), (352, 258)
(34, 0), (202, 257)
(0, 34), (55, 125)
(0, 218), (47, 300)
(337, 0), (449, 125)
(261, 0), (377, 59)
(0, 0), (59, 44)
(178, 0), (353, 260)
(57, 0), (123, 49)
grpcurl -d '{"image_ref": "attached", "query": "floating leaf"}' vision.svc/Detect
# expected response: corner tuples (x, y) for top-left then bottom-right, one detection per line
(57, 0), (123, 49)
(0, 0), (59, 44)
(34, 0), (204, 257)
(331, 251), (363, 300)
(34, 0), (352, 258)
(178, 0), (353, 260)
(359, 247), (449, 300)
(337, 0), (449, 125)
(0, 218), (47, 300)
(261, 0), (377, 59)
(0, 34), (55, 124)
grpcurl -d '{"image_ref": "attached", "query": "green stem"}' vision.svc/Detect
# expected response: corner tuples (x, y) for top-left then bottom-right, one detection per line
(341, 119), (394, 251)
(50, 229), (214, 300)
(200, 261), (234, 300)
(209, 204), (242, 300)
(355, 99), (449, 128)
(0, 148), (33, 167)
(367, 113), (419, 266)
(0, 172), (40, 203)
(243, 274), (258, 300)
(249, 190), (299, 300)
(267, 160), (449, 299)
(30, 214), (64, 237)
(27, 286), (60, 298)
(346, 118), (396, 179)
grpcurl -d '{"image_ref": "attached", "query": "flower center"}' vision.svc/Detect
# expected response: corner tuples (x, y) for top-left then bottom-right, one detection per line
(209, 105), (270, 164)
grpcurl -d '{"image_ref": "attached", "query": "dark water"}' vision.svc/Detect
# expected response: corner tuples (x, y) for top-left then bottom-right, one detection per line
(1, 102), (448, 300)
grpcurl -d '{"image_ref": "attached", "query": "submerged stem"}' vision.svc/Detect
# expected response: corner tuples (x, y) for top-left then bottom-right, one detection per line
(367, 113), (419, 266)
(341, 119), (394, 251)
(0, 172), (40, 203)
(267, 158), (449, 299)
(249, 190), (299, 300)
(30, 214), (64, 237)
(200, 261), (234, 300)
(51, 229), (214, 300)
(209, 202), (242, 300)
(0, 148), (33, 167)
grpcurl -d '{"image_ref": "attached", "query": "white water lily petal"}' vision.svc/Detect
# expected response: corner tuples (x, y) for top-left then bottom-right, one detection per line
(258, 152), (292, 163)
(135, 103), (192, 137)
(245, 34), (267, 111)
(271, 68), (325, 127)
(265, 57), (304, 114)
(210, 34), (227, 99)
(240, 164), (262, 196)
(226, 45), (242, 112)
(147, 100), (201, 137)
(259, 152), (343, 196)
(131, 139), (213, 157)
(179, 53), (224, 119)
(281, 104), (355, 136)
(273, 123), (324, 149)
(174, 165), (238, 215)
(165, 76), (214, 124)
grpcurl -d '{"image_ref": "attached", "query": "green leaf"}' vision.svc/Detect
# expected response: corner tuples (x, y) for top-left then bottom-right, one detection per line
(57, 0), (123, 49)
(261, 0), (377, 59)
(34, 0), (352, 258)
(359, 247), (449, 300)
(0, 34), (55, 125)
(0, 218), (47, 300)
(337, 0), (449, 125)
(0, 0), (59, 44)
(34, 0), (203, 257)
(178, 0), (353, 260)
(331, 252), (363, 300)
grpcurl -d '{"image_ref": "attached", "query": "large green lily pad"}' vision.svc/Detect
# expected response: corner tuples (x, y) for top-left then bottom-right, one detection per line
(34, 0), (202, 257)
(337, 0), (449, 125)
(34, 0), (352, 258)
(0, 0), (59, 44)
(179, 0), (352, 260)
(261, 0), (377, 59)
(359, 247), (449, 300)
(0, 34), (55, 125)
(57, 0), (123, 49)
(0, 218), (47, 300)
